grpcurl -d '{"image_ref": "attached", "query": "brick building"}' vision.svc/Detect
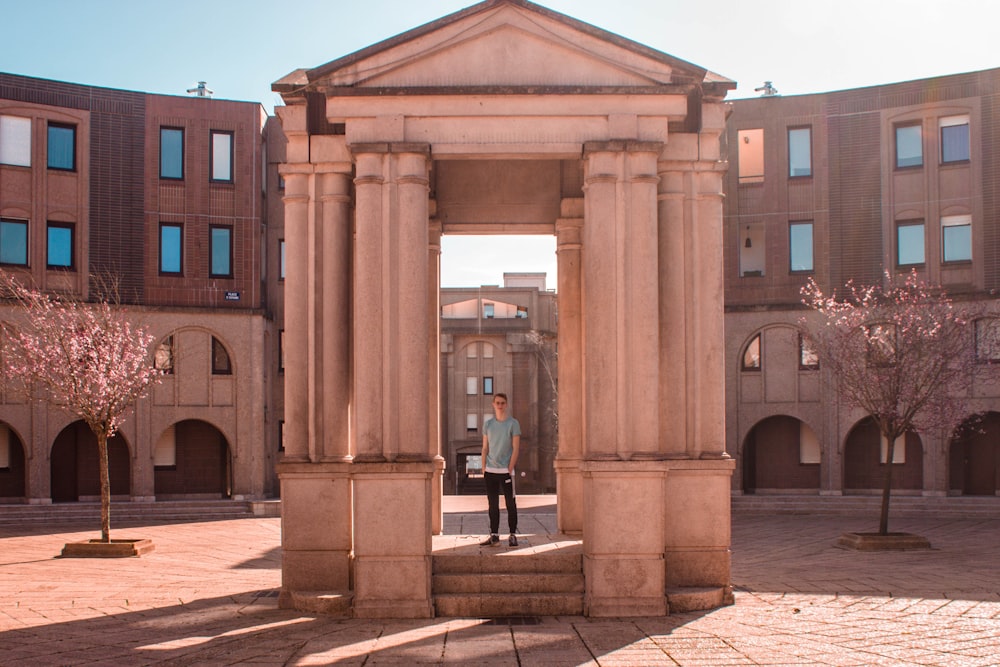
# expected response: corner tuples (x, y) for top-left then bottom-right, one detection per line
(724, 67), (1000, 497)
(0, 73), (280, 503)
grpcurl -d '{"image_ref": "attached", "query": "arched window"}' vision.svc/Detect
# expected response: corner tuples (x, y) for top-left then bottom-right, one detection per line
(742, 334), (761, 371)
(211, 337), (232, 375)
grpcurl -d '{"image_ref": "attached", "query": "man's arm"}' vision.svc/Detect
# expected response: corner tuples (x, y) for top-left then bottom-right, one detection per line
(482, 432), (489, 466)
(508, 435), (520, 473)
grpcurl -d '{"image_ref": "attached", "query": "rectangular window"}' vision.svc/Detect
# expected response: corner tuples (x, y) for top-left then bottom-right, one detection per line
(940, 115), (970, 163)
(738, 128), (764, 183)
(0, 115), (31, 167)
(279, 330), (285, 373)
(942, 215), (972, 263)
(788, 127), (811, 177)
(160, 127), (184, 179)
(975, 319), (1000, 363)
(880, 435), (906, 464)
(47, 123), (75, 171)
(483, 376), (494, 395)
(160, 223), (182, 274)
(799, 334), (819, 370)
(740, 224), (765, 277)
(466, 414), (478, 433)
(799, 423), (821, 464)
(210, 130), (233, 182)
(0, 218), (28, 266)
(483, 303), (494, 318)
(896, 221), (925, 266)
(466, 377), (477, 395)
(46, 222), (74, 269)
(0, 424), (9, 469)
(155, 336), (174, 374)
(483, 344), (494, 359)
(154, 425), (176, 469)
(279, 239), (286, 280)
(789, 221), (813, 272)
(210, 225), (232, 277)
(278, 421), (286, 452)
(895, 124), (922, 168)
(467, 344), (477, 358)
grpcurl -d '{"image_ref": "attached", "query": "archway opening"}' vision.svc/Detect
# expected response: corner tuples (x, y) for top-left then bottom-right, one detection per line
(741, 415), (820, 494)
(949, 412), (1000, 496)
(50, 421), (131, 502)
(0, 423), (27, 500)
(154, 420), (233, 499)
(843, 417), (923, 494)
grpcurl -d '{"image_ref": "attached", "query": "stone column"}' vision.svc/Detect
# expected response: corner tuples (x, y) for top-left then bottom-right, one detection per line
(581, 141), (667, 616)
(555, 211), (583, 534)
(429, 218), (445, 534)
(351, 143), (434, 619)
(657, 167), (688, 457)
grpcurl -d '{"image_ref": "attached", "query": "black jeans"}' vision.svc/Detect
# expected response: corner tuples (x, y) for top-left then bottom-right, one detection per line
(484, 471), (517, 535)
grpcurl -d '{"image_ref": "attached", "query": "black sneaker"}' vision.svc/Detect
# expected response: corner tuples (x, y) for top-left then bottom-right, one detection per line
(508, 534), (518, 547)
(481, 534), (500, 546)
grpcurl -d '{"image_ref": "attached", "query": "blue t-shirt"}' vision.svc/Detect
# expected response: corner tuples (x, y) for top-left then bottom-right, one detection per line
(483, 416), (521, 473)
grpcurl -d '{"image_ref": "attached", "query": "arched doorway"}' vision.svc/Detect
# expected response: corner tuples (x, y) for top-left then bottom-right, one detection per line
(843, 417), (923, 492)
(742, 415), (820, 493)
(0, 423), (26, 500)
(949, 412), (1000, 495)
(154, 420), (233, 499)
(50, 421), (131, 502)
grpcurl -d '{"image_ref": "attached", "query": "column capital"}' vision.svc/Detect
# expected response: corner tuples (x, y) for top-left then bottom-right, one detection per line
(350, 142), (431, 156)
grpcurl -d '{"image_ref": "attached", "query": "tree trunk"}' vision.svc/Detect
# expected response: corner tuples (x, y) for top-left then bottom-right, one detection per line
(97, 430), (111, 542)
(878, 435), (896, 535)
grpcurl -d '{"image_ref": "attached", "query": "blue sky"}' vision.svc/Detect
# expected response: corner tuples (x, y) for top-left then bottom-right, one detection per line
(4, 0), (999, 287)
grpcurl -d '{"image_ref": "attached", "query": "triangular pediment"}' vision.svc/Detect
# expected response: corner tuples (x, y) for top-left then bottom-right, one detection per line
(275, 0), (733, 96)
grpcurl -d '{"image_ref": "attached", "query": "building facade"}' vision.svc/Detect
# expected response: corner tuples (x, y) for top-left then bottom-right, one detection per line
(440, 273), (558, 495)
(0, 73), (280, 503)
(724, 68), (1000, 498)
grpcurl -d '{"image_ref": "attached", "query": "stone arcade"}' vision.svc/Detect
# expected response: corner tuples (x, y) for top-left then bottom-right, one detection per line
(273, 0), (735, 618)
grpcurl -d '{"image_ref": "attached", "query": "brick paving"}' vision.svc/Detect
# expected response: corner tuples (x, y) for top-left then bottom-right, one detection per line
(1, 497), (998, 666)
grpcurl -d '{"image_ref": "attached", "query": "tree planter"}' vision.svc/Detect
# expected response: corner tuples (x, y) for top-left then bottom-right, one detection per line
(837, 532), (931, 551)
(61, 538), (155, 558)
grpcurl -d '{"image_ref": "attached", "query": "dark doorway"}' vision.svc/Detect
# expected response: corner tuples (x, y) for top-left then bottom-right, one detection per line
(949, 412), (1000, 495)
(50, 422), (131, 502)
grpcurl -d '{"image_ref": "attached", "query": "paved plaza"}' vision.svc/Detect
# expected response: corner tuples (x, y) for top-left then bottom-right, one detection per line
(1, 496), (998, 666)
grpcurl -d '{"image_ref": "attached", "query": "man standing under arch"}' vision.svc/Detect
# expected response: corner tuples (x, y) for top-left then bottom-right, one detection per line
(480, 393), (520, 547)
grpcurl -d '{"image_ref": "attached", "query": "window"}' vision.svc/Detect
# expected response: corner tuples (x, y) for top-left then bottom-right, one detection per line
(742, 334), (761, 371)
(516, 306), (528, 319)
(160, 223), (182, 274)
(466, 377), (477, 395)
(210, 226), (232, 277)
(47, 123), (75, 171)
(738, 128), (764, 183)
(160, 127), (183, 179)
(279, 330), (285, 373)
(895, 124), (922, 168)
(212, 337), (232, 375)
(0, 115), (31, 166)
(941, 215), (972, 262)
(866, 324), (896, 367)
(788, 127), (811, 177)
(154, 425), (176, 469)
(799, 334), (819, 370)
(46, 222), (74, 269)
(880, 434), (906, 464)
(155, 336), (174, 374)
(279, 239), (286, 280)
(210, 130), (233, 182)
(467, 344), (477, 358)
(484, 303), (494, 318)
(896, 221), (924, 266)
(483, 344), (494, 359)
(466, 413), (478, 433)
(740, 224), (764, 277)
(0, 218), (28, 266)
(940, 115), (970, 163)
(483, 377), (494, 395)
(975, 318), (1000, 363)
(278, 421), (285, 452)
(789, 221), (813, 272)
(799, 423), (821, 464)
(0, 424), (9, 470)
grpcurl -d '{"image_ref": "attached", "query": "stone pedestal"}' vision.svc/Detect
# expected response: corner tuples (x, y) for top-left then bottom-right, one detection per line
(352, 462), (435, 618)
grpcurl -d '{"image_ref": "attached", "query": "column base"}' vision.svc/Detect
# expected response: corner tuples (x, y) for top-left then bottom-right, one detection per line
(555, 458), (583, 534)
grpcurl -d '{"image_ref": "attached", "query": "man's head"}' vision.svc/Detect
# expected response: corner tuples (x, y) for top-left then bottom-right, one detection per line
(493, 393), (508, 416)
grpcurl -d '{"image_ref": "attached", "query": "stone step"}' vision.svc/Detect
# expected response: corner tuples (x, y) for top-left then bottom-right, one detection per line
(0, 500), (257, 524)
(434, 592), (583, 617)
(433, 552), (582, 575)
(433, 572), (584, 595)
(731, 495), (1000, 518)
(279, 590), (352, 617)
(666, 586), (733, 613)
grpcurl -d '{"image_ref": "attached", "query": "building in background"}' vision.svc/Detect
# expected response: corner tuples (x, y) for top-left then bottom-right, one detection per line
(440, 273), (557, 495)
(0, 73), (280, 503)
(724, 67), (1000, 498)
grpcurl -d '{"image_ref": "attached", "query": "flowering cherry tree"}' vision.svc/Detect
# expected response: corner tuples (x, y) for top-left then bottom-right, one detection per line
(801, 271), (975, 535)
(2, 273), (162, 542)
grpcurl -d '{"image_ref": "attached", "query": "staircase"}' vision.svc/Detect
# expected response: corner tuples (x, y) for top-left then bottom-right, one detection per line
(433, 544), (584, 617)
(0, 499), (264, 525)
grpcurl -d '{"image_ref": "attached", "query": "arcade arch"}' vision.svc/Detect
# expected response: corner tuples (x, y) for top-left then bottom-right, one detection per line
(154, 419), (233, 498)
(741, 415), (821, 494)
(0, 422), (26, 499)
(50, 421), (131, 502)
(843, 417), (923, 493)
(949, 412), (1000, 496)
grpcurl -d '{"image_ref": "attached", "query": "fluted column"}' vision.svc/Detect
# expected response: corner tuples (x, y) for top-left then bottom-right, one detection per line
(555, 213), (583, 533)
(657, 167), (688, 457)
(318, 168), (353, 461)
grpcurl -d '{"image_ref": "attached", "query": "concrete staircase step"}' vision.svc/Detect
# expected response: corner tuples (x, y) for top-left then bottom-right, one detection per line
(433, 572), (584, 594)
(434, 592), (583, 617)
(433, 552), (582, 575)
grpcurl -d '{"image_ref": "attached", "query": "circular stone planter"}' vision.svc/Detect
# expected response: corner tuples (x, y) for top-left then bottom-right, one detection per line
(60, 538), (155, 558)
(837, 532), (931, 551)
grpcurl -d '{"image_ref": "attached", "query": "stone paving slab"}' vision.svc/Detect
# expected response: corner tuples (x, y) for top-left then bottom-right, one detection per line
(1, 498), (998, 665)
